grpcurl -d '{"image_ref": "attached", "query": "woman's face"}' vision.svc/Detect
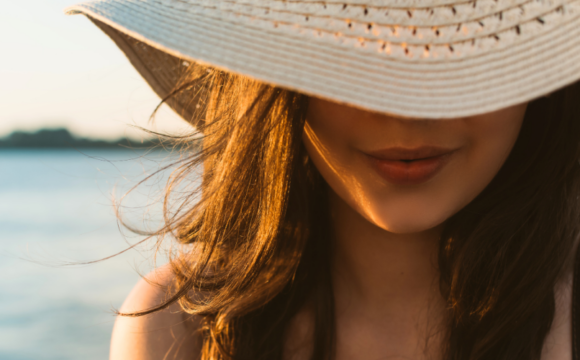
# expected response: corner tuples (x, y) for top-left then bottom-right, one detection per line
(303, 98), (528, 234)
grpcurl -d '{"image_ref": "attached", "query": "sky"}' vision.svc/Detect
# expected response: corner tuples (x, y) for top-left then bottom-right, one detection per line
(0, 1), (191, 140)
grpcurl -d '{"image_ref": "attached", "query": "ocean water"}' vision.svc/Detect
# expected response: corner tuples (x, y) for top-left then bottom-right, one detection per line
(0, 149), (183, 360)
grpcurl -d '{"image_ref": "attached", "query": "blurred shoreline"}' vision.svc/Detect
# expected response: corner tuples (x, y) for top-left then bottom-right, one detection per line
(0, 128), (162, 150)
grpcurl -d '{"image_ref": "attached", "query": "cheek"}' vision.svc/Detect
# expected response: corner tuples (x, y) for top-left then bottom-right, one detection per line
(413, 112), (525, 232)
(302, 121), (365, 202)
(459, 113), (524, 203)
(302, 100), (362, 187)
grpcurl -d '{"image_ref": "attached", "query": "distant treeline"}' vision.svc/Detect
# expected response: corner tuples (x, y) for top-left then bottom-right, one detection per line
(0, 128), (164, 149)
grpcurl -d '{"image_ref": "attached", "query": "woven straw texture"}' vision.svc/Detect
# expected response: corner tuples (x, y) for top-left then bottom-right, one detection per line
(67, 0), (580, 119)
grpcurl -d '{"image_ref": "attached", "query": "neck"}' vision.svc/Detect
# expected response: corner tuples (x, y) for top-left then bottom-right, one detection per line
(329, 190), (444, 321)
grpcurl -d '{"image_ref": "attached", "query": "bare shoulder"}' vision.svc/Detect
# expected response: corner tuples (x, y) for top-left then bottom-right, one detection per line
(541, 272), (573, 360)
(110, 264), (202, 360)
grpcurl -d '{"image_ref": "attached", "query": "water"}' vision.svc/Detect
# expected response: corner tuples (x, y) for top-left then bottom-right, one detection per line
(0, 149), (182, 360)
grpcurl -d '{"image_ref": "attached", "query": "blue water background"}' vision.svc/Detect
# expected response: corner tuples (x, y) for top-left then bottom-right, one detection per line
(0, 149), (184, 360)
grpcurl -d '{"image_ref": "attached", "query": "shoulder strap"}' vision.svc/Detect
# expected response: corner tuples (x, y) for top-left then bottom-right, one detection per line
(572, 243), (580, 360)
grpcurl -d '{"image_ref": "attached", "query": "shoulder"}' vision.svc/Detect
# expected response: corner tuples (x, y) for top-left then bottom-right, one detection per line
(110, 264), (202, 360)
(541, 271), (573, 360)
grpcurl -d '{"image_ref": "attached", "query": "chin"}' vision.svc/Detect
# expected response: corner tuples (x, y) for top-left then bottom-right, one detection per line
(380, 222), (440, 235)
(373, 208), (448, 235)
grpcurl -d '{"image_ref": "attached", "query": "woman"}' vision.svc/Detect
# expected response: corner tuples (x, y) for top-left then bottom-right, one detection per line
(67, 0), (580, 359)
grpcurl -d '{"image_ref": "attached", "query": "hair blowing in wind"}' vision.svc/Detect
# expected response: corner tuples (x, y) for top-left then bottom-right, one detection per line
(119, 63), (580, 360)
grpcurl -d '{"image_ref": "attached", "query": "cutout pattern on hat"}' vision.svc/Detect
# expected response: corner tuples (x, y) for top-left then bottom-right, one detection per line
(177, 0), (578, 60)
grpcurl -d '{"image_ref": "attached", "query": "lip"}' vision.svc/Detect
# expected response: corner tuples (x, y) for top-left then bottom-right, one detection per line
(365, 146), (456, 186)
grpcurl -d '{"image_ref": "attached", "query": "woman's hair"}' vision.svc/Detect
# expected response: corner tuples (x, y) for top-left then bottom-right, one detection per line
(127, 63), (580, 360)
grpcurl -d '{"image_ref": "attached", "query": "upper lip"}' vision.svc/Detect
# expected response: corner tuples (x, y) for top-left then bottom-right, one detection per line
(365, 146), (456, 161)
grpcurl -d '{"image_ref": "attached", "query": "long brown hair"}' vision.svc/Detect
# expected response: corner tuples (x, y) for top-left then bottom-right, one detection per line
(127, 62), (580, 360)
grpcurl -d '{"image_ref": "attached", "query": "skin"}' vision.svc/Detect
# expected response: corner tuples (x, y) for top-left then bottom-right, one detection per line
(285, 98), (527, 360)
(303, 98), (527, 234)
(110, 98), (572, 360)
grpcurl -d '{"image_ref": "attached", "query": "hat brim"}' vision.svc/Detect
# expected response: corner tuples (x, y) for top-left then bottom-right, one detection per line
(67, 0), (580, 120)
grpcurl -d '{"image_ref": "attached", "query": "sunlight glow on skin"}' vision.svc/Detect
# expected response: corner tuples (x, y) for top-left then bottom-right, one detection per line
(304, 121), (384, 226)
(304, 122), (385, 227)
(303, 98), (528, 234)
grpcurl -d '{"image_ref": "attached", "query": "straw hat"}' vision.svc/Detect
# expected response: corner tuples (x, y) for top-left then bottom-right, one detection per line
(66, 0), (580, 122)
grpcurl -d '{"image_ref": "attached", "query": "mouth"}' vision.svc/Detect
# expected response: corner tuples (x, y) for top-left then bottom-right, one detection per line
(364, 146), (456, 186)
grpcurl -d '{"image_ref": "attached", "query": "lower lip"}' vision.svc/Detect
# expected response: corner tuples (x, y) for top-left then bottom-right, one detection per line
(368, 154), (452, 186)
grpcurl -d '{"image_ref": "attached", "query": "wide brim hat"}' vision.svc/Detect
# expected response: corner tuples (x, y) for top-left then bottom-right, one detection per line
(66, 0), (580, 123)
